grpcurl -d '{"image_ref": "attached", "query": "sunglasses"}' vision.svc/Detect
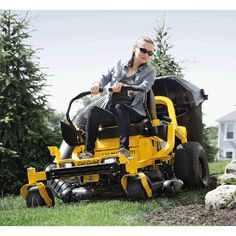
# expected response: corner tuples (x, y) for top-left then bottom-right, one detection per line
(139, 47), (154, 56)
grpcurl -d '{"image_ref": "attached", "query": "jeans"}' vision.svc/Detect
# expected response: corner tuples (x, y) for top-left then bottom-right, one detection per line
(85, 104), (145, 153)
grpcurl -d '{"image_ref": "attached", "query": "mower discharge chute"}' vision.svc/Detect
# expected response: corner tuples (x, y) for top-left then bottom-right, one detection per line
(20, 76), (209, 207)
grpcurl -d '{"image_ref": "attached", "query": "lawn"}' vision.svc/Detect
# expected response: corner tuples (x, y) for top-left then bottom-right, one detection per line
(208, 160), (230, 175)
(0, 161), (229, 226)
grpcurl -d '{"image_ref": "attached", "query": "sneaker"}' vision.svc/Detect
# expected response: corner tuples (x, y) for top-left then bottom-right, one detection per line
(118, 147), (134, 160)
(80, 152), (93, 159)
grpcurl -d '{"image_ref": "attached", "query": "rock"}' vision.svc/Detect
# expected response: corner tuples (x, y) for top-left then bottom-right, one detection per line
(205, 185), (236, 210)
(208, 173), (236, 188)
(225, 160), (236, 175)
(218, 173), (236, 185)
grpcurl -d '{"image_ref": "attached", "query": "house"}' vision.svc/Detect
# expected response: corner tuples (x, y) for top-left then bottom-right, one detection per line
(217, 110), (236, 160)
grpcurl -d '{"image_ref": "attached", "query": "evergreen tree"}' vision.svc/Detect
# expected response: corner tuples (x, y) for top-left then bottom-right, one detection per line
(202, 126), (219, 162)
(150, 18), (184, 77)
(0, 11), (61, 194)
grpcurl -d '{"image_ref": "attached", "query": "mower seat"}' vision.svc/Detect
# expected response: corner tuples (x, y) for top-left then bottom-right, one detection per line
(98, 89), (158, 140)
(97, 119), (147, 139)
(146, 88), (157, 120)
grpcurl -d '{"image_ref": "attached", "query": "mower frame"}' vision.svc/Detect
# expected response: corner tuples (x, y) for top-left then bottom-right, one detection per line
(21, 86), (208, 207)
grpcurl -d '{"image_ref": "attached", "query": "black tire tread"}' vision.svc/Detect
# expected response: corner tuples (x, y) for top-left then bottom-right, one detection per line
(174, 141), (209, 188)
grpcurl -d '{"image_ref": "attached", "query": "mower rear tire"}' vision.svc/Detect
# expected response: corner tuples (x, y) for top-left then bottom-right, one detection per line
(26, 186), (55, 208)
(174, 141), (209, 189)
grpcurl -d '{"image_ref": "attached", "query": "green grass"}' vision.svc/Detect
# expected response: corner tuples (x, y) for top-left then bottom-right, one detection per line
(0, 161), (229, 226)
(208, 160), (230, 175)
(0, 190), (206, 226)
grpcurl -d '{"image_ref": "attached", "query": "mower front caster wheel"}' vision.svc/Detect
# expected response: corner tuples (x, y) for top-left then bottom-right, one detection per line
(126, 177), (147, 201)
(26, 186), (55, 208)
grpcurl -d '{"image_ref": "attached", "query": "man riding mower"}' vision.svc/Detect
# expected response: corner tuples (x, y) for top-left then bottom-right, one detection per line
(20, 77), (209, 208)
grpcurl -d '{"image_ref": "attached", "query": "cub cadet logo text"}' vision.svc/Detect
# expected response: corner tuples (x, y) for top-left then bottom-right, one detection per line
(77, 159), (100, 165)
(102, 150), (135, 156)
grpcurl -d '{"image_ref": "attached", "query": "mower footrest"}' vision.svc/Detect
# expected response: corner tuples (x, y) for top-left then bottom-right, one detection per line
(47, 163), (119, 179)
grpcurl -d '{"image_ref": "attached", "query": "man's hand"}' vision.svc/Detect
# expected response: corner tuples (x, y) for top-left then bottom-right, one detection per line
(90, 82), (101, 95)
(112, 82), (123, 93)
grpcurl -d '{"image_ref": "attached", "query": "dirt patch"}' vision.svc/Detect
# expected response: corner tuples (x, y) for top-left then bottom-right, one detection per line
(148, 204), (236, 226)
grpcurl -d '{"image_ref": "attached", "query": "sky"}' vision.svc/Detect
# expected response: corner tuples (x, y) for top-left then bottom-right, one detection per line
(4, 6), (235, 127)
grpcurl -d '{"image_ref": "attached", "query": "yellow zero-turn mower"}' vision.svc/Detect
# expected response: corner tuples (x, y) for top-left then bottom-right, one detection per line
(20, 76), (209, 207)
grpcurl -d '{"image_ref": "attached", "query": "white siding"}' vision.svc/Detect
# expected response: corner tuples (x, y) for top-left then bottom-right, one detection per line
(218, 121), (236, 161)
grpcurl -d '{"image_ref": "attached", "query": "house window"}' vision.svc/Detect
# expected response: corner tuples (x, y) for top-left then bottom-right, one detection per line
(225, 123), (235, 140)
(226, 151), (233, 159)
(224, 150), (235, 160)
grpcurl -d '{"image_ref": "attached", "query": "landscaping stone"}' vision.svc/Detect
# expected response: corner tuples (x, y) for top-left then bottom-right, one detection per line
(225, 160), (236, 175)
(205, 185), (236, 210)
(218, 173), (236, 185)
